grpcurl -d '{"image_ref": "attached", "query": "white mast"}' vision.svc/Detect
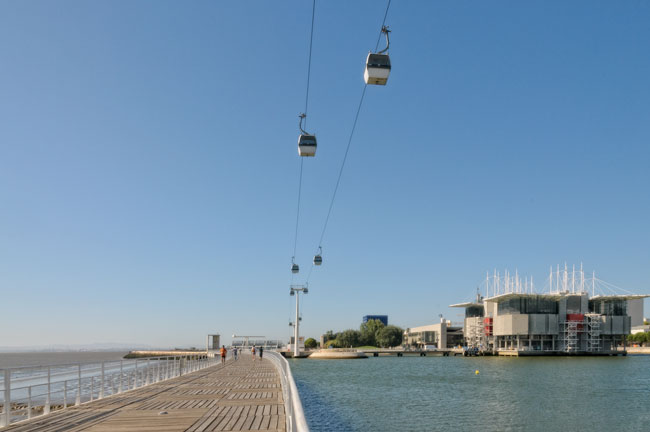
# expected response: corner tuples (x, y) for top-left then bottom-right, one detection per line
(515, 269), (519, 293)
(592, 271), (596, 297)
(525, 276), (528, 294)
(572, 264), (575, 294)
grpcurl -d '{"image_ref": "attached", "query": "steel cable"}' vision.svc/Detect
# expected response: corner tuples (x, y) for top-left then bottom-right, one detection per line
(290, 0), (317, 274)
(305, 0), (393, 284)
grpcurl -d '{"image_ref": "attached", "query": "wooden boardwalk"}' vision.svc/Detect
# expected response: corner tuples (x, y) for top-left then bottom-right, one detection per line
(2, 356), (285, 432)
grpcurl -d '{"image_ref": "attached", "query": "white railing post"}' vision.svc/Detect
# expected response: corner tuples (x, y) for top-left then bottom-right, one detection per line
(44, 366), (51, 414)
(76, 365), (81, 406)
(100, 362), (105, 399)
(2, 369), (10, 427)
(27, 386), (32, 420)
(90, 376), (94, 402)
(63, 380), (68, 408)
(119, 361), (123, 393)
(134, 360), (138, 389)
(146, 359), (150, 385)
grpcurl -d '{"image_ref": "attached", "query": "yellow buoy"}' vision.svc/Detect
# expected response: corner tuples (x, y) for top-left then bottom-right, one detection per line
(475, 370), (480, 375)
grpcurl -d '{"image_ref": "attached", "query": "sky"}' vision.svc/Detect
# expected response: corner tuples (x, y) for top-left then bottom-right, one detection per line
(1, 0), (649, 349)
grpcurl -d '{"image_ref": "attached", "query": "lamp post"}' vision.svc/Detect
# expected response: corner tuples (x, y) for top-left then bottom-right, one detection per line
(289, 285), (308, 357)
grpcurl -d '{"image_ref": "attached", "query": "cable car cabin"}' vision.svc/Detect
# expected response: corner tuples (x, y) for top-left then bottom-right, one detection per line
(291, 263), (300, 274)
(298, 134), (317, 157)
(364, 53), (391, 85)
(313, 255), (322, 266)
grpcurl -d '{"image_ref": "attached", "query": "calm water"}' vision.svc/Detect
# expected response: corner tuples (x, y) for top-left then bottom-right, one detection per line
(290, 355), (650, 432)
(0, 352), (128, 369)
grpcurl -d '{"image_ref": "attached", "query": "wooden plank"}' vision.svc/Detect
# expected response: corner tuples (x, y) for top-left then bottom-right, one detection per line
(3, 357), (286, 432)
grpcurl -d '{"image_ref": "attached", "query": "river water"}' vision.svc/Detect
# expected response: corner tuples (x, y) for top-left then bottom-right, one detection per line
(289, 355), (650, 432)
(0, 352), (128, 369)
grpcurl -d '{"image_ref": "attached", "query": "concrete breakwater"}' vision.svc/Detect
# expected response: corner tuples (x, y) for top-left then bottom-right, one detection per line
(123, 350), (207, 359)
(626, 346), (650, 355)
(308, 350), (367, 359)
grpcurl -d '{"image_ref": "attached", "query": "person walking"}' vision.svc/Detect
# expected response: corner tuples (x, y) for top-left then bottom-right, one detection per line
(251, 346), (256, 362)
(259, 346), (264, 360)
(233, 347), (238, 361)
(220, 345), (227, 365)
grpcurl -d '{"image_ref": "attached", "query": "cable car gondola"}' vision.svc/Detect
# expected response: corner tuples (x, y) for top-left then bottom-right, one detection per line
(364, 26), (391, 86)
(297, 113), (317, 157)
(291, 263), (299, 274)
(313, 246), (323, 266)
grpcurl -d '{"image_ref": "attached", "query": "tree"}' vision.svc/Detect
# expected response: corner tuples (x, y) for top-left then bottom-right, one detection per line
(322, 330), (337, 345)
(360, 319), (385, 347)
(325, 340), (339, 348)
(628, 332), (649, 346)
(376, 325), (404, 348)
(337, 329), (361, 348)
(304, 338), (317, 349)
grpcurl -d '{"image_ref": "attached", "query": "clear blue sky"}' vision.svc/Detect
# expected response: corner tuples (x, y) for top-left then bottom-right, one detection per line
(1, 0), (649, 348)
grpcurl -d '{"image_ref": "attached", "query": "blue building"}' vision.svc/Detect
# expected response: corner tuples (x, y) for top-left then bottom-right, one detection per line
(363, 315), (388, 326)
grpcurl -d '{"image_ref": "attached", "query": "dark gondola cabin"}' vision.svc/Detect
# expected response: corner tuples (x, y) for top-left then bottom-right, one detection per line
(364, 53), (391, 85)
(298, 134), (317, 157)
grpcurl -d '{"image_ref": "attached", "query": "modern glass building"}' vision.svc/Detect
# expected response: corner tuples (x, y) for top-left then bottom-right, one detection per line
(451, 266), (648, 356)
(452, 292), (648, 356)
(363, 315), (388, 326)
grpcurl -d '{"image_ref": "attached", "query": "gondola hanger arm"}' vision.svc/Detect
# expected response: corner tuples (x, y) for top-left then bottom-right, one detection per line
(377, 25), (390, 54)
(298, 113), (308, 135)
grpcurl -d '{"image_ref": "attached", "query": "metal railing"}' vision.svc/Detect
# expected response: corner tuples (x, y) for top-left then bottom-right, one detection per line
(265, 351), (309, 432)
(0, 355), (218, 428)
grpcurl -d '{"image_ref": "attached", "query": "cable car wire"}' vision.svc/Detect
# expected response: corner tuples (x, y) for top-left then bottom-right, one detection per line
(290, 0), (317, 274)
(304, 0), (316, 123)
(374, 0), (392, 52)
(304, 0), (393, 284)
(292, 158), (304, 262)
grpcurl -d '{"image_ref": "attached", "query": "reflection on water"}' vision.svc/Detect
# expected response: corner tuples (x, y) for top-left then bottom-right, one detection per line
(290, 355), (650, 432)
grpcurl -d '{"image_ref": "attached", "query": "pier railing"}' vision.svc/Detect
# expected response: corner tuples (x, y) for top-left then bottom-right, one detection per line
(0, 354), (217, 427)
(266, 351), (309, 432)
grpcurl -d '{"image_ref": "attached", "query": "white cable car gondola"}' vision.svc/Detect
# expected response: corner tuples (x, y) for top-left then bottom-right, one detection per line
(313, 246), (323, 266)
(297, 113), (317, 157)
(364, 26), (391, 85)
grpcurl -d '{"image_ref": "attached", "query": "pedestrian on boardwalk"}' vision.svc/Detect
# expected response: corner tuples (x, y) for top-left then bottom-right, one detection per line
(233, 347), (238, 361)
(251, 346), (256, 361)
(259, 346), (264, 359)
(220, 345), (227, 365)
